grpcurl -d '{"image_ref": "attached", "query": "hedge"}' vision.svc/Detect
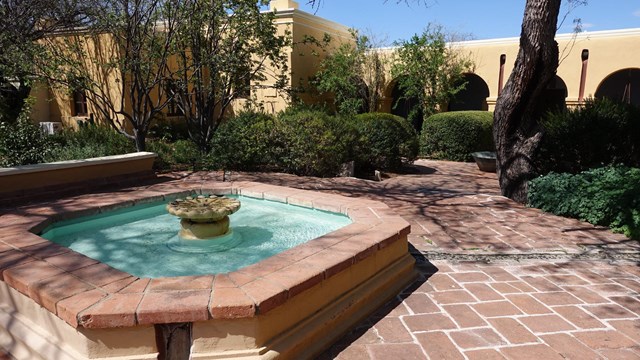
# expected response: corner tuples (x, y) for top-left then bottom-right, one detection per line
(353, 112), (418, 171)
(209, 110), (419, 176)
(276, 109), (356, 176)
(537, 98), (640, 174)
(209, 111), (281, 172)
(421, 111), (494, 161)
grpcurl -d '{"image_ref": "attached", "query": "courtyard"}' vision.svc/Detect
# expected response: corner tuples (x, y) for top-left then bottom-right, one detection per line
(228, 160), (640, 359)
(2, 159), (637, 359)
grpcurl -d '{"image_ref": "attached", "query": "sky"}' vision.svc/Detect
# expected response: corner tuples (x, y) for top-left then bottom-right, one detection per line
(295, 0), (640, 45)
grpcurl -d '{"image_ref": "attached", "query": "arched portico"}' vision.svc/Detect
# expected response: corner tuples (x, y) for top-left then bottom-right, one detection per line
(539, 75), (568, 112)
(595, 68), (640, 106)
(447, 73), (490, 111)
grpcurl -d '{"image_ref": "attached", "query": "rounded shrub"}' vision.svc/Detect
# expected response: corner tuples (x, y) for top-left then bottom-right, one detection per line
(421, 111), (494, 162)
(353, 112), (418, 171)
(0, 111), (52, 166)
(209, 111), (281, 171)
(276, 109), (357, 176)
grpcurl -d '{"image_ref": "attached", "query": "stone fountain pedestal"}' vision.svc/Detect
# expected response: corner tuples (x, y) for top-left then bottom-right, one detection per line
(166, 196), (241, 240)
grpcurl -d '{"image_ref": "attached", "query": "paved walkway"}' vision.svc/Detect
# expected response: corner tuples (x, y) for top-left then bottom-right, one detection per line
(2, 160), (638, 359)
(202, 160), (639, 359)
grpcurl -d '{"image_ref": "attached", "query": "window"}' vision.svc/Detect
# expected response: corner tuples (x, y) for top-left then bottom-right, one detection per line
(72, 89), (88, 116)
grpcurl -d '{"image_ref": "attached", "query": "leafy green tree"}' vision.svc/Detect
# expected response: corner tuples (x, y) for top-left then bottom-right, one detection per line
(391, 25), (473, 128)
(313, 30), (387, 115)
(171, 0), (289, 152)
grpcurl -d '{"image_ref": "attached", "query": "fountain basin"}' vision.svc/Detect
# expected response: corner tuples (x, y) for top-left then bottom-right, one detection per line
(0, 181), (415, 359)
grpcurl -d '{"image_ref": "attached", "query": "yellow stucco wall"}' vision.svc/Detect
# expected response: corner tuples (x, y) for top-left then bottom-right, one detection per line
(459, 28), (640, 110)
(27, 0), (640, 125)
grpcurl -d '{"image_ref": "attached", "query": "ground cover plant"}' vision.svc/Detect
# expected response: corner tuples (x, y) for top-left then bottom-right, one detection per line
(528, 165), (640, 239)
(47, 123), (136, 162)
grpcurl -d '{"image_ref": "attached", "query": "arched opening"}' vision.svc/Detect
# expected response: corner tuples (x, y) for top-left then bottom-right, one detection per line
(354, 77), (370, 114)
(539, 75), (568, 113)
(389, 78), (422, 131)
(595, 68), (640, 106)
(448, 73), (490, 111)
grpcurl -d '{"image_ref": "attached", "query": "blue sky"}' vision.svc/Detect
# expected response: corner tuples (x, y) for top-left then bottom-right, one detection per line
(296, 1), (640, 44)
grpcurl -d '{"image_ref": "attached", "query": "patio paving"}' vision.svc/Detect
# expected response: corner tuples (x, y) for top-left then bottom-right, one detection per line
(1, 159), (638, 359)
(212, 160), (640, 359)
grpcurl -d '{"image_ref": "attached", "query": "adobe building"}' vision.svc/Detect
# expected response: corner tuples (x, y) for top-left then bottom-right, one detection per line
(29, 0), (640, 129)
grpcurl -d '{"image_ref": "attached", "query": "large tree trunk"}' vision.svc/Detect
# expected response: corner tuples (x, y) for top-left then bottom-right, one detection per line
(493, 0), (562, 203)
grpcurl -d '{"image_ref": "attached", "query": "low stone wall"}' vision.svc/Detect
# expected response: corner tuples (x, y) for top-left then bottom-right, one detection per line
(0, 152), (157, 196)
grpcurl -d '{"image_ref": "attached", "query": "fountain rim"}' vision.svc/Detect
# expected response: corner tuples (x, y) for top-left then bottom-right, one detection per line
(0, 181), (411, 329)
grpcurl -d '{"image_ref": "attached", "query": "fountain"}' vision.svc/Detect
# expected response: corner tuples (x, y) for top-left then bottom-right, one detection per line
(0, 182), (416, 359)
(166, 195), (241, 240)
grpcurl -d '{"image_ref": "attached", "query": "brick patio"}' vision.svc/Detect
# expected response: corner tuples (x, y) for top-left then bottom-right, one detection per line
(1, 159), (638, 359)
(223, 159), (639, 359)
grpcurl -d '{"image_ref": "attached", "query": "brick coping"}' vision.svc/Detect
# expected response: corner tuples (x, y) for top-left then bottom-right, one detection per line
(0, 181), (410, 329)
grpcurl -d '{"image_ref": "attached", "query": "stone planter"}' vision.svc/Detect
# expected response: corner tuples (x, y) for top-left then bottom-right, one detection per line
(0, 152), (157, 195)
(471, 151), (497, 172)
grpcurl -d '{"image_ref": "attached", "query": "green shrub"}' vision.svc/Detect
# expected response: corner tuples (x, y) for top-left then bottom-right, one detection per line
(538, 98), (640, 173)
(277, 109), (357, 176)
(172, 139), (201, 167)
(148, 118), (190, 142)
(147, 139), (176, 171)
(528, 165), (640, 239)
(48, 125), (135, 161)
(210, 109), (358, 177)
(353, 112), (418, 171)
(210, 111), (281, 171)
(421, 111), (493, 161)
(0, 110), (52, 166)
(147, 139), (213, 171)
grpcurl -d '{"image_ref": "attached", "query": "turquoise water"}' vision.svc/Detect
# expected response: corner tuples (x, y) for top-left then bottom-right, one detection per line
(41, 196), (351, 278)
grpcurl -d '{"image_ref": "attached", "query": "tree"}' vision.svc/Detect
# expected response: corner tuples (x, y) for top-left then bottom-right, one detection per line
(45, 0), (182, 151)
(493, 0), (562, 203)
(391, 25), (472, 129)
(0, 0), (90, 122)
(172, 0), (289, 152)
(313, 30), (387, 115)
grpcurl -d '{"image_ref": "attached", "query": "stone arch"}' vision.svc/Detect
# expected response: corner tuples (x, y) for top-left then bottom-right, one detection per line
(539, 75), (568, 112)
(448, 73), (490, 111)
(595, 68), (640, 106)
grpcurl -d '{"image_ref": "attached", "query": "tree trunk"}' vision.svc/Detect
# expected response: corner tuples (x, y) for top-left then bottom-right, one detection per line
(134, 128), (146, 152)
(493, 0), (562, 204)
